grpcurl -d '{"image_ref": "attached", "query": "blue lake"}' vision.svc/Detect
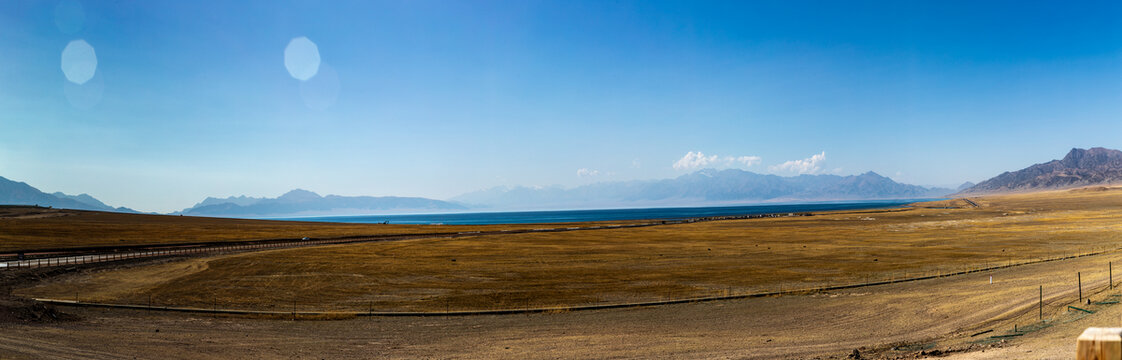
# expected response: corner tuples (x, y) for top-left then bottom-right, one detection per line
(274, 199), (936, 225)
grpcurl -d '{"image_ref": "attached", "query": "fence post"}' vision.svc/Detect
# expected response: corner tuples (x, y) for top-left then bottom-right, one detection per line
(1111, 262), (1114, 290)
(1078, 272), (1083, 303)
(1039, 285), (1043, 320)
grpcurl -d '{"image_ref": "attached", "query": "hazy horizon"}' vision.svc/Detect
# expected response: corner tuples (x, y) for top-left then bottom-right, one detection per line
(4, 1), (1122, 212)
(3, 167), (954, 214)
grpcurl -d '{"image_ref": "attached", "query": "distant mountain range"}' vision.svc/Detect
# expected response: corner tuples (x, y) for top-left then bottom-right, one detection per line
(0, 169), (960, 216)
(454, 170), (954, 210)
(177, 189), (467, 217)
(958, 147), (1122, 195)
(23, 147), (1122, 217)
(0, 176), (136, 213)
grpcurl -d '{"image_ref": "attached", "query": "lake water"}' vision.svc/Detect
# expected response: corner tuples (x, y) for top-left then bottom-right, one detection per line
(274, 199), (934, 225)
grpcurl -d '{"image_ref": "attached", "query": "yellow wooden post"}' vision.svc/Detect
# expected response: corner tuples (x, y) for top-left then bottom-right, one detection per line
(1078, 328), (1122, 360)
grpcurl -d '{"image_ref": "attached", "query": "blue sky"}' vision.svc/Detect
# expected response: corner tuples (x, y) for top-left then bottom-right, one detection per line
(3, 1), (1122, 212)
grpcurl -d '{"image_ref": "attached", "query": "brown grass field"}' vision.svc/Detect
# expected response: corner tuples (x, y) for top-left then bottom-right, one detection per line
(0, 206), (636, 252)
(18, 187), (1122, 314)
(8, 188), (1122, 358)
(10, 248), (1121, 359)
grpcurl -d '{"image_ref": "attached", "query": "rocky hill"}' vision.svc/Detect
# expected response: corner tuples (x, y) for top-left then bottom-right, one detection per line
(958, 147), (1122, 194)
(0, 176), (135, 212)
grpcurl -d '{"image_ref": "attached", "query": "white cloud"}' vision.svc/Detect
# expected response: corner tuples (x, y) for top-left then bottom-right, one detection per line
(673, 151), (761, 171)
(730, 155), (762, 167)
(769, 151), (827, 174)
(576, 168), (601, 177)
(673, 151), (718, 170)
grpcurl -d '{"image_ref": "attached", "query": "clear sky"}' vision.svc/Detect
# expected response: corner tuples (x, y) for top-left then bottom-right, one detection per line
(3, 0), (1122, 213)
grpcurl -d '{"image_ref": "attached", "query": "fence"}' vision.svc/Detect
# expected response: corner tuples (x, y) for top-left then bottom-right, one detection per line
(30, 245), (1122, 319)
(14, 209), (1122, 321)
(1, 238), (358, 270)
(0, 219), (702, 271)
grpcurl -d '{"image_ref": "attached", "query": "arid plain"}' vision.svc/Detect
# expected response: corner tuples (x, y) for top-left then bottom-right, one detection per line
(6, 188), (1122, 358)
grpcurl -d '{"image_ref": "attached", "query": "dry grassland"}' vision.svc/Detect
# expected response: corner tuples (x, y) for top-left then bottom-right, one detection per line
(0, 207), (611, 252)
(19, 188), (1122, 313)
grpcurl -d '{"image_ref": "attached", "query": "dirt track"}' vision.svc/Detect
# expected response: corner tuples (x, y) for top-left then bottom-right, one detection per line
(1, 245), (1116, 359)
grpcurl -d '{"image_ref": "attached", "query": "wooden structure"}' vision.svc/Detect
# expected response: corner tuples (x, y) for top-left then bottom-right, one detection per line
(1078, 328), (1122, 360)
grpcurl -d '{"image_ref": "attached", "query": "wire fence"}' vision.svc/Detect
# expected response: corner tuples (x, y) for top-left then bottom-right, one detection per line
(9, 209), (1122, 320)
(29, 245), (1122, 318)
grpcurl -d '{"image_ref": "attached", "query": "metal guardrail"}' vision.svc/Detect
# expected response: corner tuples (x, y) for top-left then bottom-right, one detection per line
(0, 238), (351, 269)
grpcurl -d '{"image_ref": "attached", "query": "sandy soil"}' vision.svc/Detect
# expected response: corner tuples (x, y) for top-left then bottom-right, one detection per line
(940, 290), (1122, 360)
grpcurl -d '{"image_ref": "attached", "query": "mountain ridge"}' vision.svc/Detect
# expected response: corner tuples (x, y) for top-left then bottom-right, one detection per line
(454, 169), (952, 210)
(958, 147), (1122, 195)
(0, 176), (136, 212)
(178, 189), (467, 217)
(2, 167), (962, 216)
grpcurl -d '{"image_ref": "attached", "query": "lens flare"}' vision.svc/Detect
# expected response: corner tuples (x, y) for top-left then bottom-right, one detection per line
(61, 39), (97, 85)
(284, 37), (321, 81)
